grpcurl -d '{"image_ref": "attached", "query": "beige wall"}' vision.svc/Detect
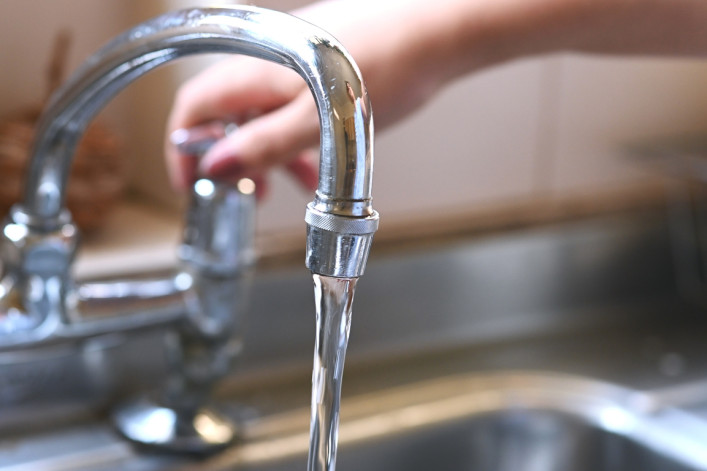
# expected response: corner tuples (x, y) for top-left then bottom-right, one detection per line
(0, 0), (133, 116)
(0, 0), (158, 207)
(2, 1), (707, 240)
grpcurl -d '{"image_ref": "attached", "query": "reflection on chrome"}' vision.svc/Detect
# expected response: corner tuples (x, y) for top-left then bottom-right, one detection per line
(0, 5), (378, 455)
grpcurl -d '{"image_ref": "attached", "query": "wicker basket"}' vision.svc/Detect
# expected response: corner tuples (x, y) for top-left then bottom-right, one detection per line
(0, 109), (124, 231)
(0, 32), (125, 231)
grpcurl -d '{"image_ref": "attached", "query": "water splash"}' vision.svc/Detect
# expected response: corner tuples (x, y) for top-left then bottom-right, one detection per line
(307, 274), (358, 471)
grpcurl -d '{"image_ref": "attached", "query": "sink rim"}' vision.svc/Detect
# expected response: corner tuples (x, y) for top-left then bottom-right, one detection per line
(181, 370), (707, 470)
(4, 370), (707, 471)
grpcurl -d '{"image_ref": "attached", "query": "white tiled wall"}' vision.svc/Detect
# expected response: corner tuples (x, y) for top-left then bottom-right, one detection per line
(360, 58), (546, 220)
(1, 1), (707, 242)
(550, 56), (707, 195)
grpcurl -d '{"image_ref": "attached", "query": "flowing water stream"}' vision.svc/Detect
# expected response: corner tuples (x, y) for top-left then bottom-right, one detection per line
(307, 274), (358, 471)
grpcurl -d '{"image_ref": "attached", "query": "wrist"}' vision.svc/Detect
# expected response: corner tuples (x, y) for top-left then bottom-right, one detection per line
(404, 0), (536, 88)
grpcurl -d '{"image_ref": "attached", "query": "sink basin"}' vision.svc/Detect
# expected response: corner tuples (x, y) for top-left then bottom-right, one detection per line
(334, 410), (703, 471)
(3, 372), (707, 471)
(233, 373), (707, 471)
(4, 214), (707, 471)
(333, 412), (692, 471)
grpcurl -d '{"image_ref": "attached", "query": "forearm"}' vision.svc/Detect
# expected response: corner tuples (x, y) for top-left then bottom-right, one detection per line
(407, 0), (707, 85)
(164, 0), (707, 190)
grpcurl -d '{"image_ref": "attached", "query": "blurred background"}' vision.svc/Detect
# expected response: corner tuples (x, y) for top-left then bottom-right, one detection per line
(1, 0), (707, 277)
(2, 3), (707, 469)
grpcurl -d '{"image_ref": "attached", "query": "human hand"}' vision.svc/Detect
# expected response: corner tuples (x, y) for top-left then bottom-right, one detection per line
(164, 0), (450, 197)
(166, 0), (707, 197)
(165, 55), (320, 198)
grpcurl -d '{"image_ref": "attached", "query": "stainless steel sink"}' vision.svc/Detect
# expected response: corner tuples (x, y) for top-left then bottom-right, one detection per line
(206, 372), (707, 471)
(4, 212), (707, 471)
(332, 410), (705, 471)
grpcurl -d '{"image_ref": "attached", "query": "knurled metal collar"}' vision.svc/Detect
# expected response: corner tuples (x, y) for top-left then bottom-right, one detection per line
(305, 203), (379, 235)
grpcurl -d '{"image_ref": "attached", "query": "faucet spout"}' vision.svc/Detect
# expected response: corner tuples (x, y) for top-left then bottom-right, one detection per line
(17, 6), (378, 277)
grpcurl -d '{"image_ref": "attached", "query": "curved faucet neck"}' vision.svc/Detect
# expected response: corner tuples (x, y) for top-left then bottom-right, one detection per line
(20, 6), (374, 228)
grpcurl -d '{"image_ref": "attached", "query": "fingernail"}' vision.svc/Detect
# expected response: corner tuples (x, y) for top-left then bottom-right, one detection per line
(169, 128), (189, 146)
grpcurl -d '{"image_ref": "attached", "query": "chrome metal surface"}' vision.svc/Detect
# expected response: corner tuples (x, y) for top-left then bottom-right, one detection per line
(0, 4), (378, 454)
(113, 398), (238, 454)
(248, 373), (707, 471)
(111, 125), (255, 453)
(175, 123), (257, 276)
(0, 0), (377, 370)
(2, 213), (707, 469)
(11, 5), (377, 278)
(305, 207), (378, 278)
(5, 371), (707, 471)
(23, 6), (375, 222)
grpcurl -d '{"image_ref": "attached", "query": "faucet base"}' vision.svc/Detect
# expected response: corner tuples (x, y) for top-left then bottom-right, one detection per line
(113, 396), (239, 455)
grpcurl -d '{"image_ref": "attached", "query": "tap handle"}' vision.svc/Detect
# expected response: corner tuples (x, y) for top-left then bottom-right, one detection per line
(173, 123), (256, 276)
(115, 123), (256, 454)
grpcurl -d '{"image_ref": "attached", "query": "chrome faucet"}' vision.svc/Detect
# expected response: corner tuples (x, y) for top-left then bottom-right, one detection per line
(0, 6), (378, 453)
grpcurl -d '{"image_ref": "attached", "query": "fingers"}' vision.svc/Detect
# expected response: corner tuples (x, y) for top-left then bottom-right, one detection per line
(168, 123), (232, 190)
(172, 58), (300, 128)
(285, 149), (319, 193)
(165, 57), (303, 190)
(198, 91), (321, 191)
